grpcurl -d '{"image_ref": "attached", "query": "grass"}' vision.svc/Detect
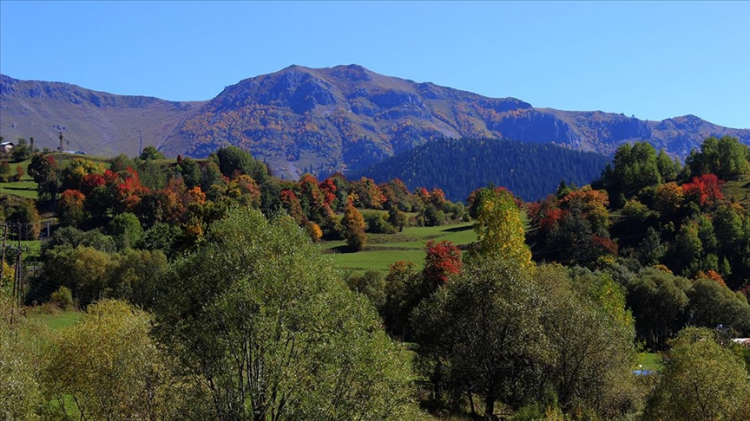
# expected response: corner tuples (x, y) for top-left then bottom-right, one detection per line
(723, 174), (750, 207)
(28, 309), (82, 331)
(637, 352), (664, 372)
(324, 221), (476, 272)
(0, 180), (38, 199)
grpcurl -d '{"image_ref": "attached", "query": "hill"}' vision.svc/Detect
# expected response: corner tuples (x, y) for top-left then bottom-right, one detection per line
(349, 137), (610, 202)
(0, 74), (206, 156)
(3, 66), (749, 179)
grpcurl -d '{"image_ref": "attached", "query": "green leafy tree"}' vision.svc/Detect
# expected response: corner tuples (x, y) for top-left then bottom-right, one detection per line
(139, 145), (166, 161)
(687, 278), (750, 335)
(108, 212), (143, 250)
(626, 268), (690, 349)
(179, 156), (203, 189)
(535, 264), (640, 417)
(686, 136), (750, 179)
(27, 153), (60, 202)
(152, 208), (419, 420)
(656, 149), (680, 183)
(0, 293), (44, 419)
(412, 257), (548, 416)
(42, 300), (204, 420)
(644, 327), (750, 421)
(109, 153), (136, 173)
(11, 137), (31, 162)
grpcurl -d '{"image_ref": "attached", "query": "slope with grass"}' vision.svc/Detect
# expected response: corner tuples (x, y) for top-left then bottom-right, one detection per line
(325, 221), (476, 272)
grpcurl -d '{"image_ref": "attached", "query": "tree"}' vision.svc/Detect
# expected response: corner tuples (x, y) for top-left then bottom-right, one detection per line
(42, 300), (203, 420)
(468, 187), (531, 267)
(656, 149), (680, 182)
(179, 156), (203, 189)
(643, 327), (750, 421)
(682, 174), (724, 208)
(638, 227), (666, 267)
(0, 293), (44, 419)
(423, 240), (462, 287)
(716, 136), (750, 178)
(27, 153), (59, 202)
(626, 268), (690, 349)
(686, 136), (750, 179)
(138, 145), (166, 161)
(535, 264), (640, 416)
(11, 137), (31, 162)
(152, 208), (418, 420)
(57, 189), (87, 227)
(600, 142), (661, 201)
(687, 278), (750, 335)
(342, 197), (367, 251)
(108, 212), (144, 250)
(5, 198), (41, 240)
(412, 257), (548, 417)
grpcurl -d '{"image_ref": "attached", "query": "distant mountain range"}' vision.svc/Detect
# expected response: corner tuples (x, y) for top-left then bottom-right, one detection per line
(2, 66), (748, 178)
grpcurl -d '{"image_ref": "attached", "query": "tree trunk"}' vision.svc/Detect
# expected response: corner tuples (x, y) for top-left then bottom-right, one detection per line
(484, 395), (495, 420)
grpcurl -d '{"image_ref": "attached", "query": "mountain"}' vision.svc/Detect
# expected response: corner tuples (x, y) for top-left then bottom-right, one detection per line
(350, 137), (610, 202)
(0, 74), (206, 156)
(2, 66), (748, 178)
(160, 65), (750, 178)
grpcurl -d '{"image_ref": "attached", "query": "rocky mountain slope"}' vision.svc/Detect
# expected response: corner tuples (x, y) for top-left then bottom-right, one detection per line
(0, 74), (205, 157)
(2, 66), (748, 178)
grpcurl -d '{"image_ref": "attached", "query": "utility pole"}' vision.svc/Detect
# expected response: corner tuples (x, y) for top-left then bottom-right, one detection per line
(8, 243), (29, 327)
(0, 223), (6, 288)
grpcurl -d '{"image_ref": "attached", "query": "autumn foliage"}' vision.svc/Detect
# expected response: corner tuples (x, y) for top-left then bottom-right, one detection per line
(423, 240), (462, 287)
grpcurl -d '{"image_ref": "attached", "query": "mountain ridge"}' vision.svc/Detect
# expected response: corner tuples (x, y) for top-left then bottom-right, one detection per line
(0, 74), (206, 156)
(2, 66), (748, 178)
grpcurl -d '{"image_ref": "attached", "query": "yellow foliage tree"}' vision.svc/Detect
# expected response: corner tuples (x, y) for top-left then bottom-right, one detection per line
(468, 187), (531, 267)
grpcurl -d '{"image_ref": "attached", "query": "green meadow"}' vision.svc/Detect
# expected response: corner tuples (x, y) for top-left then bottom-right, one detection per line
(324, 222), (477, 272)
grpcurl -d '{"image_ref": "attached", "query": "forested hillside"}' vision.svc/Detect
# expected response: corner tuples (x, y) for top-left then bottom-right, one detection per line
(350, 137), (610, 202)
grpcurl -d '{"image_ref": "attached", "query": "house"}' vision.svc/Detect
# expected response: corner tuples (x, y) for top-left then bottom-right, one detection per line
(0, 142), (14, 154)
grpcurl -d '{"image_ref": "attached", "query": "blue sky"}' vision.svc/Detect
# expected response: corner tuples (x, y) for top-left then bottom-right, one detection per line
(1, 1), (749, 128)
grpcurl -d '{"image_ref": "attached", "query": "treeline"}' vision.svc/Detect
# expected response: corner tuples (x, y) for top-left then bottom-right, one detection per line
(349, 137), (610, 202)
(1, 145), (466, 305)
(526, 136), (750, 349)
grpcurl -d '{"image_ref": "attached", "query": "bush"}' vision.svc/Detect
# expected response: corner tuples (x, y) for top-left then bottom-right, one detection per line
(364, 211), (397, 234)
(50, 286), (74, 310)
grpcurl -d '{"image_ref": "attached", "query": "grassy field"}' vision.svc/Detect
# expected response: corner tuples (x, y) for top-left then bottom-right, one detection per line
(723, 174), (750, 206)
(324, 222), (477, 272)
(28, 309), (82, 331)
(0, 180), (38, 199)
(0, 154), (117, 201)
(637, 352), (664, 372)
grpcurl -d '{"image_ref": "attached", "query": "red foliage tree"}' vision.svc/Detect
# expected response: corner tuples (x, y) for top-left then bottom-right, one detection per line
(682, 174), (724, 207)
(80, 173), (106, 196)
(423, 240), (462, 287)
(319, 178), (338, 206)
